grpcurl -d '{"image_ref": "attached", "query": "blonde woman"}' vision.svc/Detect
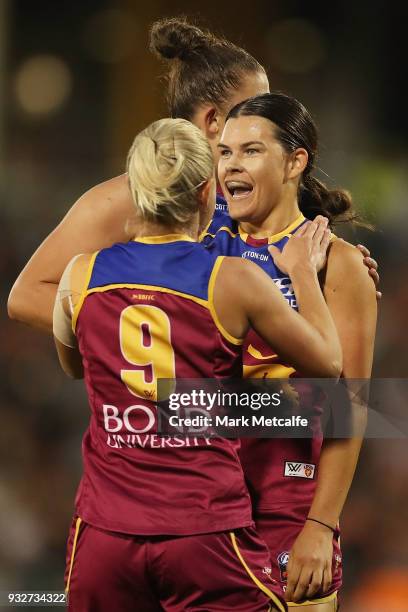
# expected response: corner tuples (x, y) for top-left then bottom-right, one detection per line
(55, 117), (341, 611)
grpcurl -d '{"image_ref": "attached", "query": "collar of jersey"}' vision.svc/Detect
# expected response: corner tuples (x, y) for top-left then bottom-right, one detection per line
(238, 213), (306, 245)
(132, 234), (195, 244)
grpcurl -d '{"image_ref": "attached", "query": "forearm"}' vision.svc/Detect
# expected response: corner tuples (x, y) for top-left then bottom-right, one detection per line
(8, 279), (57, 334)
(308, 433), (366, 527)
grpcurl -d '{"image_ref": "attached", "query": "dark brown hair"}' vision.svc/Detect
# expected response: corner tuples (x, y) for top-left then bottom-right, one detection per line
(149, 17), (266, 120)
(227, 92), (366, 227)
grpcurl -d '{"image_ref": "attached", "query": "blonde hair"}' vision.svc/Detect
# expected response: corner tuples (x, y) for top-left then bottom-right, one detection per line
(127, 118), (214, 225)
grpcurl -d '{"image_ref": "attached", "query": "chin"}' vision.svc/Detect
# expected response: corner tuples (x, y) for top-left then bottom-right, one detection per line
(227, 197), (256, 222)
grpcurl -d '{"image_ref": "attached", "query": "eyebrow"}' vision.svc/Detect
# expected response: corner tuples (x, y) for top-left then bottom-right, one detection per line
(217, 140), (265, 149)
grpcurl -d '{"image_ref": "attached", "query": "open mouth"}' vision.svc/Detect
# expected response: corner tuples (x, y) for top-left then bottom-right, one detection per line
(225, 180), (254, 199)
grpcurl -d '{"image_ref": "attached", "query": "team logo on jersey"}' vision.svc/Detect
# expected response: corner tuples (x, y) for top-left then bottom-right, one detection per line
(242, 250), (269, 262)
(334, 553), (342, 572)
(277, 551), (290, 582)
(284, 461), (316, 479)
(262, 566), (276, 583)
(273, 277), (295, 297)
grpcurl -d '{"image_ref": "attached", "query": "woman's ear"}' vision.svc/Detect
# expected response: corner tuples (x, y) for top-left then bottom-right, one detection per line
(286, 148), (308, 181)
(198, 177), (216, 207)
(192, 105), (221, 139)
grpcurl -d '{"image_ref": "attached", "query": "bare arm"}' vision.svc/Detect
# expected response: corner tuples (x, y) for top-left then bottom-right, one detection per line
(8, 174), (134, 333)
(285, 239), (377, 603)
(214, 223), (342, 378)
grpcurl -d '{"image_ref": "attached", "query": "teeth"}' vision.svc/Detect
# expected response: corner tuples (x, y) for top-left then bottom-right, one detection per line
(225, 181), (253, 198)
(226, 181), (252, 190)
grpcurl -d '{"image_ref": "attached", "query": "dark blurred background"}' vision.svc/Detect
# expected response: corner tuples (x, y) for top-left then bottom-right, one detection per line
(1, 1), (407, 610)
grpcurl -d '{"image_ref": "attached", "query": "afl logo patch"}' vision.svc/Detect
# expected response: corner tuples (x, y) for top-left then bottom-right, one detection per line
(277, 551), (289, 582)
(284, 461), (316, 479)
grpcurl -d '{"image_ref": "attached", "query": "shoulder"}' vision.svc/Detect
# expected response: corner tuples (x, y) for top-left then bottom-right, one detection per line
(70, 253), (95, 303)
(325, 237), (375, 295)
(75, 174), (132, 212)
(216, 256), (264, 289)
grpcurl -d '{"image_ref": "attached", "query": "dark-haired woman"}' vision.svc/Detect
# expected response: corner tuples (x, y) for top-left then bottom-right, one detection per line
(203, 92), (377, 610)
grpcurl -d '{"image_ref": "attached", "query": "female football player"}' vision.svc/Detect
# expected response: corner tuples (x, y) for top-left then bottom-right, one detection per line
(55, 116), (342, 611)
(8, 17), (378, 610)
(209, 92), (377, 610)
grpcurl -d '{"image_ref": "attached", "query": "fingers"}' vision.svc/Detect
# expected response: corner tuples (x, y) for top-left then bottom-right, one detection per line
(293, 221), (310, 237)
(268, 245), (281, 259)
(364, 256), (378, 271)
(368, 268), (380, 286)
(291, 567), (313, 602)
(313, 214), (330, 226)
(357, 244), (370, 257)
(312, 219), (329, 249)
(285, 558), (300, 603)
(305, 567), (323, 600)
(304, 220), (319, 238)
(322, 565), (332, 596)
(320, 229), (332, 253)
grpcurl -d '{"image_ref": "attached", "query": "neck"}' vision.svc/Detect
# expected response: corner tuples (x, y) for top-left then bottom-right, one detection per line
(240, 197), (302, 239)
(131, 217), (200, 241)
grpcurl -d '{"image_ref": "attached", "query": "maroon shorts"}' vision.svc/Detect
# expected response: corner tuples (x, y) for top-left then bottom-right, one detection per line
(255, 505), (341, 607)
(64, 517), (286, 611)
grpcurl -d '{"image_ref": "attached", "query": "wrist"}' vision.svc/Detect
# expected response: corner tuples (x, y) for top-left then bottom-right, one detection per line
(288, 261), (317, 280)
(306, 516), (337, 534)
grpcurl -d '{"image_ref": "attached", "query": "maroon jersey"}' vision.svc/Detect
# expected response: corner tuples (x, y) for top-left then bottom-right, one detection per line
(202, 210), (325, 515)
(72, 235), (252, 536)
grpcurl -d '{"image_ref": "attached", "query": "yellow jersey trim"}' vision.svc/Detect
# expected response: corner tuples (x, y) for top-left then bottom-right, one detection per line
(287, 591), (337, 607)
(65, 517), (82, 594)
(243, 363), (296, 379)
(73, 283), (208, 331)
(208, 257), (243, 346)
(203, 225), (237, 240)
(132, 234), (195, 244)
(229, 532), (286, 612)
(71, 251), (99, 333)
(247, 344), (277, 360)
(239, 213), (306, 245)
(198, 220), (213, 242)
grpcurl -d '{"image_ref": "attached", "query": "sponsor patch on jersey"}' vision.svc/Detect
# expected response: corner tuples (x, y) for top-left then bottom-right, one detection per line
(242, 250), (269, 262)
(284, 461), (316, 479)
(215, 201), (228, 211)
(277, 551), (289, 582)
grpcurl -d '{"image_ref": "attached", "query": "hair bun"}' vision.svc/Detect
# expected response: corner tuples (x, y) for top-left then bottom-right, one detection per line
(150, 18), (211, 61)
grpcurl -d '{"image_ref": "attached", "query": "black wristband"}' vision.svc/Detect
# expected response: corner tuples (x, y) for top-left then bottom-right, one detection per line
(306, 516), (336, 533)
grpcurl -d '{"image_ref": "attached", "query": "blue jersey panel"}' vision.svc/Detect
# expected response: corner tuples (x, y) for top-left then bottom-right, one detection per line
(89, 240), (217, 301)
(202, 203), (307, 309)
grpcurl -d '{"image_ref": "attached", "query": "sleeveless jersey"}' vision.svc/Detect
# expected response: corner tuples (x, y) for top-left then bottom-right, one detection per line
(73, 235), (253, 535)
(202, 201), (324, 514)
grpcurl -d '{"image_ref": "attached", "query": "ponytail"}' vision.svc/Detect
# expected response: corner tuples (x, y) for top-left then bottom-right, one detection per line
(300, 175), (364, 227)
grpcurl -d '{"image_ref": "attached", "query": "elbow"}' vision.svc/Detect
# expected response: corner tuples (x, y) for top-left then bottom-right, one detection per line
(7, 285), (24, 322)
(66, 369), (84, 380)
(318, 353), (343, 380)
(330, 357), (343, 380)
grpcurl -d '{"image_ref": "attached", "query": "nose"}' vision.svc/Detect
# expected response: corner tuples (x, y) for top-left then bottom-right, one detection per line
(225, 155), (243, 174)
